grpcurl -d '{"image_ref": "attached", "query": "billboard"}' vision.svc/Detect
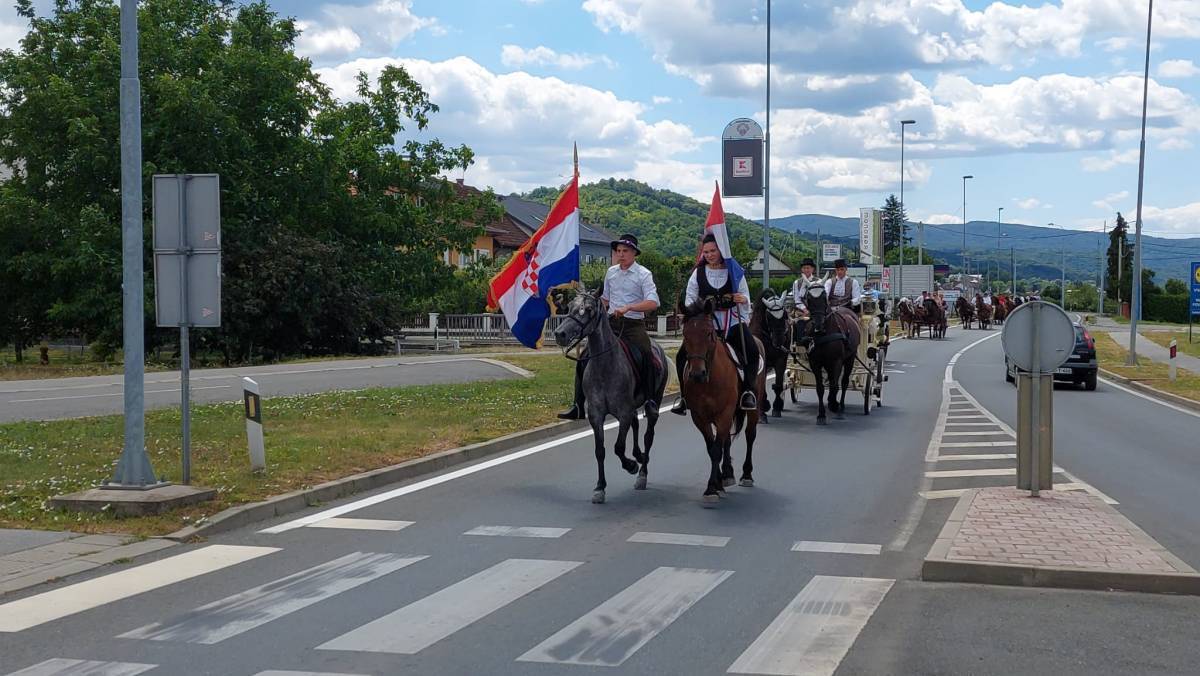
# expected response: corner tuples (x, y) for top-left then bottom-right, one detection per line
(1191, 262), (1200, 315)
(721, 118), (764, 198)
(822, 243), (840, 262)
(858, 208), (882, 264)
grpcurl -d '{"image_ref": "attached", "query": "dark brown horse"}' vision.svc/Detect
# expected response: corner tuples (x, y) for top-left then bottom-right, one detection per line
(680, 299), (765, 505)
(751, 290), (791, 418)
(955, 295), (975, 329)
(975, 296), (994, 330)
(993, 296), (1009, 323)
(798, 279), (860, 424)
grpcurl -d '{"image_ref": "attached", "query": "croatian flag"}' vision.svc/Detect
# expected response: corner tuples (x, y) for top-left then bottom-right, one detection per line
(486, 172), (580, 348)
(701, 181), (745, 291)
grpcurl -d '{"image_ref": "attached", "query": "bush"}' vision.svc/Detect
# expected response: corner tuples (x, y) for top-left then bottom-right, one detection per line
(1143, 294), (1190, 324)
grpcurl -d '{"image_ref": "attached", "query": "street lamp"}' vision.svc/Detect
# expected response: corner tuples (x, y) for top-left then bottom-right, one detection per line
(1129, 0), (1153, 365)
(996, 206), (1003, 293)
(898, 119), (916, 304)
(962, 175), (973, 277)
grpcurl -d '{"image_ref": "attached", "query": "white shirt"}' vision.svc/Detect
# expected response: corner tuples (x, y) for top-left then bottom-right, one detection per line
(982, 295), (993, 305)
(685, 266), (751, 327)
(601, 262), (659, 319)
(824, 275), (863, 306)
(791, 274), (818, 311)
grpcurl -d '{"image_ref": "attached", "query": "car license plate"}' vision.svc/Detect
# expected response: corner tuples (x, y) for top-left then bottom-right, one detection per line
(1055, 367), (1073, 375)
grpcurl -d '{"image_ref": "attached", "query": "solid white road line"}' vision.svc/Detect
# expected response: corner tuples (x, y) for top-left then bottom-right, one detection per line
(5, 660), (157, 676)
(307, 518), (414, 531)
(464, 525), (571, 538)
(518, 566), (732, 666)
(627, 531), (730, 547)
(254, 672), (368, 676)
(1098, 376), (1200, 419)
(0, 545), (278, 633)
(791, 541), (881, 556)
(934, 453), (1017, 461)
(119, 552), (425, 644)
(939, 441), (1017, 448)
(320, 558), (581, 655)
(727, 575), (894, 676)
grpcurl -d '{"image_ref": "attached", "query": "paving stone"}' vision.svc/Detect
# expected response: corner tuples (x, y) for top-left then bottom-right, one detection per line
(70, 534), (136, 547)
(0, 559), (99, 594)
(78, 538), (177, 565)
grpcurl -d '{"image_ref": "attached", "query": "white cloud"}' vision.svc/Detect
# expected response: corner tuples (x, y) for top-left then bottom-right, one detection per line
(1142, 201), (1200, 237)
(1093, 190), (1129, 212)
(294, 0), (438, 61)
(651, 95), (673, 105)
(1159, 136), (1194, 150)
(923, 214), (963, 225)
(0, 17), (25, 51)
(1014, 197), (1041, 210)
(1097, 36), (1133, 52)
(1158, 59), (1200, 79)
(1081, 149), (1140, 172)
(500, 45), (615, 70)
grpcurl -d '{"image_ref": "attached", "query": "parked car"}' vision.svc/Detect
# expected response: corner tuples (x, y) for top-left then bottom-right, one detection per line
(1005, 322), (1098, 390)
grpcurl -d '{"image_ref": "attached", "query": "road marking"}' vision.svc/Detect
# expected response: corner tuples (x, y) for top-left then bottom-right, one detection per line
(923, 482), (1086, 500)
(308, 518), (414, 531)
(464, 525), (571, 538)
(791, 541), (881, 556)
(925, 467), (1063, 479)
(1098, 376), (1200, 419)
(119, 552), (425, 644)
(940, 441), (1017, 448)
(1057, 469), (1120, 505)
(945, 333), (1002, 383)
(9, 385), (228, 404)
(5, 660), (157, 676)
(942, 422), (1005, 427)
(519, 566), (732, 666)
(0, 545), (278, 633)
(934, 453), (1017, 461)
(320, 558), (581, 655)
(727, 575), (894, 676)
(254, 672), (368, 676)
(627, 531), (730, 547)
(941, 431), (1012, 437)
(944, 414), (988, 420)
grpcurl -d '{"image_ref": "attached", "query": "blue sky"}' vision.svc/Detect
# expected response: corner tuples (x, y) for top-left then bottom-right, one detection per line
(4, 0), (1197, 238)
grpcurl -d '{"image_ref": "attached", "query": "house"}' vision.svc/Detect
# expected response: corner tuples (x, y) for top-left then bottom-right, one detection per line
(441, 180), (533, 268)
(500, 195), (615, 265)
(747, 249), (795, 279)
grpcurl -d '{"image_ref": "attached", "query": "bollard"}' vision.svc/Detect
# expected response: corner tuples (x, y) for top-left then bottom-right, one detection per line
(243, 377), (265, 472)
(1169, 339), (1177, 382)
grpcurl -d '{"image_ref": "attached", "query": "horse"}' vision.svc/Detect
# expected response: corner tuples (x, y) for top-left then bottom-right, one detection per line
(975, 297), (994, 330)
(896, 298), (916, 338)
(993, 296), (1009, 324)
(750, 290), (791, 419)
(797, 277), (861, 425)
(552, 286), (668, 505)
(679, 298), (765, 505)
(955, 295), (975, 329)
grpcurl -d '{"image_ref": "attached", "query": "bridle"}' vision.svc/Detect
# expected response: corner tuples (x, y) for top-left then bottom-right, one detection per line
(682, 313), (717, 379)
(559, 292), (613, 361)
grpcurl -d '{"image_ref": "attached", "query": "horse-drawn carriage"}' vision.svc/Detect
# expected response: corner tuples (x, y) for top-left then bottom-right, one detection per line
(783, 296), (887, 415)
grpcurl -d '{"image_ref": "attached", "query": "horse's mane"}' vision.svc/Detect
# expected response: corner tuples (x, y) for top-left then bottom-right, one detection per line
(682, 299), (711, 319)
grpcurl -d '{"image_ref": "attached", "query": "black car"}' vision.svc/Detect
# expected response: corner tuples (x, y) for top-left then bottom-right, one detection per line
(1005, 322), (1098, 390)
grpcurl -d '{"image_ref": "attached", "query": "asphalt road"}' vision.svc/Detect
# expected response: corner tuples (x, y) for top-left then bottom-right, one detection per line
(0, 356), (527, 423)
(2, 326), (1199, 675)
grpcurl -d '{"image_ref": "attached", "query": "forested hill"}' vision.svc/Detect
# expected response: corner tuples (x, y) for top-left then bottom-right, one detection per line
(523, 178), (817, 266)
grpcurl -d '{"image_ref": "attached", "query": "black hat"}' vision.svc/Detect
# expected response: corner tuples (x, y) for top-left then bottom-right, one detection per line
(611, 233), (641, 254)
(800, 258), (816, 269)
(833, 258), (848, 268)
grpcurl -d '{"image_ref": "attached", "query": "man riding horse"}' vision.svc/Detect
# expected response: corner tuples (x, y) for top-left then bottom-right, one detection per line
(671, 234), (760, 416)
(559, 233), (661, 420)
(790, 257), (819, 314)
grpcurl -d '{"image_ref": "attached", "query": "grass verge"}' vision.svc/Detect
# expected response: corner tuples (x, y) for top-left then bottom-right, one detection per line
(0, 356), (586, 536)
(1141, 331), (1200, 359)
(1091, 331), (1200, 402)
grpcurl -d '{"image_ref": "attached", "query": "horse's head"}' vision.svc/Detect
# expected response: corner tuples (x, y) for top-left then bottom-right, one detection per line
(553, 286), (603, 348)
(681, 298), (717, 383)
(759, 294), (790, 350)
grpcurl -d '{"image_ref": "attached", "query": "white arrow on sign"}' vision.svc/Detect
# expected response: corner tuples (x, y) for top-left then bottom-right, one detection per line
(204, 231), (216, 241)
(201, 308), (214, 317)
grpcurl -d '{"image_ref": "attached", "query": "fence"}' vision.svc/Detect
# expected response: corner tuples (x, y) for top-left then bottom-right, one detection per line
(395, 313), (674, 348)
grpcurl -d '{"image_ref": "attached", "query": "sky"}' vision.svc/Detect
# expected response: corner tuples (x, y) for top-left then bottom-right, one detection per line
(2, 0), (1198, 239)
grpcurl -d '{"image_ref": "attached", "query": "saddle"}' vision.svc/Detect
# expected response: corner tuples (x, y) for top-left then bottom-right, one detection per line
(617, 338), (663, 388)
(722, 340), (766, 376)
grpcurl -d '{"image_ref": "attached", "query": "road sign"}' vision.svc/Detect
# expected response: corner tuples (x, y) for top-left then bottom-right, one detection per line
(153, 174), (222, 327)
(1190, 262), (1200, 314)
(721, 118), (763, 198)
(153, 252), (221, 327)
(822, 243), (840, 262)
(880, 267), (891, 293)
(1001, 301), (1075, 374)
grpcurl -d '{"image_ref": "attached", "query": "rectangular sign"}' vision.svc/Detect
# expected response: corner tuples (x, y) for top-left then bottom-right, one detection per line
(153, 174), (221, 251)
(153, 174), (222, 327)
(822, 243), (840, 262)
(732, 157), (752, 177)
(858, 208), (882, 265)
(943, 289), (961, 304)
(154, 252), (222, 327)
(722, 138), (763, 197)
(1191, 262), (1200, 315)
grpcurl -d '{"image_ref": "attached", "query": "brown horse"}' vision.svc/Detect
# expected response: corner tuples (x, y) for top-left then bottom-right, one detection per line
(993, 296), (1009, 323)
(679, 298), (765, 505)
(955, 295), (975, 329)
(975, 296), (994, 330)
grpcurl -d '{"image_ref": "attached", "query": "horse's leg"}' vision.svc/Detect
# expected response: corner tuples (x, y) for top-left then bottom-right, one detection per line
(635, 408), (655, 490)
(839, 357), (852, 418)
(814, 356), (828, 425)
(828, 360), (843, 418)
(772, 359), (785, 417)
(588, 413), (607, 504)
(741, 411), (756, 487)
(614, 414), (638, 475)
(701, 425), (723, 506)
(720, 419), (736, 488)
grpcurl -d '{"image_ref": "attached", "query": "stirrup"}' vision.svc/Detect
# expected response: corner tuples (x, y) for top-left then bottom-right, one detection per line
(670, 398), (688, 415)
(740, 391), (757, 410)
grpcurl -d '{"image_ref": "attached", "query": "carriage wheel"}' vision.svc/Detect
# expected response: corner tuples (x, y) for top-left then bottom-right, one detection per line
(875, 356), (884, 406)
(862, 372), (872, 415)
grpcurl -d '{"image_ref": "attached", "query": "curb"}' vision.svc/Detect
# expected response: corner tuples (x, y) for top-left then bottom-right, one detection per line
(1099, 368), (1200, 414)
(164, 417), (591, 542)
(922, 488), (1200, 596)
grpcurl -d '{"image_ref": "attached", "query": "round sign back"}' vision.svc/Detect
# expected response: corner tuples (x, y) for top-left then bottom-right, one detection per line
(1001, 301), (1076, 373)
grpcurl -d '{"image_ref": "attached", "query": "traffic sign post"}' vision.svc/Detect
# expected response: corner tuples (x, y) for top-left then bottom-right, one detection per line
(1190, 262), (1199, 344)
(1002, 301), (1075, 497)
(153, 174), (221, 485)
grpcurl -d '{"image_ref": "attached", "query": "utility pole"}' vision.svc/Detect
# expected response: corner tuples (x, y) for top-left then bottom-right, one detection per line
(762, 0), (771, 289)
(898, 119), (915, 304)
(1010, 247), (1015, 295)
(997, 207), (1003, 294)
(1098, 220), (1107, 316)
(962, 175), (973, 277)
(1129, 0), (1153, 365)
(918, 222), (924, 265)
(1061, 248), (1067, 310)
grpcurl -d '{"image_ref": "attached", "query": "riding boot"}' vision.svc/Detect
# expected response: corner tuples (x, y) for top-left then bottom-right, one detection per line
(557, 360), (587, 420)
(737, 326), (759, 411)
(670, 347), (688, 415)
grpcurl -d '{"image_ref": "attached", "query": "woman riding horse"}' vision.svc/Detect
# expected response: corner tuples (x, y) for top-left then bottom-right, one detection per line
(671, 234), (760, 416)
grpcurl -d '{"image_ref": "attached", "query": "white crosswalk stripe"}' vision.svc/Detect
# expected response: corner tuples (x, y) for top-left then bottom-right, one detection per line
(627, 531), (730, 547)
(120, 552), (426, 644)
(463, 525), (571, 538)
(791, 541), (881, 555)
(4, 660), (157, 676)
(319, 558), (581, 655)
(307, 518), (413, 531)
(518, 566), (732, 666)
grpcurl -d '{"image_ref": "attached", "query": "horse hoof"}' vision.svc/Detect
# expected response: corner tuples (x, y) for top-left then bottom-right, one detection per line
(739, 478), (755, 487)
(634, 476), (647, 490)
(817, 417), (828, 426)
(621, 459), (638, 475)
(702, 494), (720, 507)
(592, 490), (606, 504)
(722, 477), (735, 488)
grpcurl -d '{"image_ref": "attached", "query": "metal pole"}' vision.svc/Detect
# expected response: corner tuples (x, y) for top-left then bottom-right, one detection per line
(1098, 220), (1106, 316)
(1010, 247), (1015, 295)
(1030, 304), (1042, 498)
(1128, 0), (1153, 365)
(762, 0), (771, 289)
(177, 176), (191, 485)
(962, 175), (973, 276)
(918, 222), (924, 266)
(997, 207), (1003, 294)
(111, 0), (159, 488)
(1061, 248), (1067, 310)
(898, 120), (914, 303)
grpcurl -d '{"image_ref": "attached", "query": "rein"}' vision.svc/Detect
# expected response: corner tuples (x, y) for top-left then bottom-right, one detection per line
(559, 296), (615, 362)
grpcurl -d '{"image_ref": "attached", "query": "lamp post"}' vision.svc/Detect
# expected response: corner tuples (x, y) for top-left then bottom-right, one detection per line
(962, 175), (973, 277)
(1129, 0), (1153, 365)
(996, 206), (1003, 293)
(897, 119), (915, 303)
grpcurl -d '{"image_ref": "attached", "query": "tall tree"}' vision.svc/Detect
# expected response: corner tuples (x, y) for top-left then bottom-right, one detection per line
(0, 0), (494, 362)
(880, 194), (909, 254)
(1105, 213), (1134, 303)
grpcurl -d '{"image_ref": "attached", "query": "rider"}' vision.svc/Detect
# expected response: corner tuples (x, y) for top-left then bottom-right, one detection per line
(824, 259), (863, 314)
(670, 233), (759, 415)
(982, 290), (993, 306)
(558, 233), (661, 420)
(790, 257), (819, 314)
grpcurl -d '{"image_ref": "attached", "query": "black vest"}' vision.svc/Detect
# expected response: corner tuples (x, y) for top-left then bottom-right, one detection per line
(695, 265), (733, 299)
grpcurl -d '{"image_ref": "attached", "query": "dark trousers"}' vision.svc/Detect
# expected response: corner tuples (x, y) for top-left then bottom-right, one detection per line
(571, 315), (658, 407)
(675, 322), (758, 394)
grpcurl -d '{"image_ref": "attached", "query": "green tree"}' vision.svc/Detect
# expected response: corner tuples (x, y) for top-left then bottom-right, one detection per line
(880, 194), (909, 253)
(0, 0), (494, 362)
(1165, 278), (1187, 295)
(1105, 213), (1133, 303)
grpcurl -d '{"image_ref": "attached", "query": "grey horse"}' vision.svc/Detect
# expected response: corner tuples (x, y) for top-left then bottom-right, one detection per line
(553, 286), (669, 504)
